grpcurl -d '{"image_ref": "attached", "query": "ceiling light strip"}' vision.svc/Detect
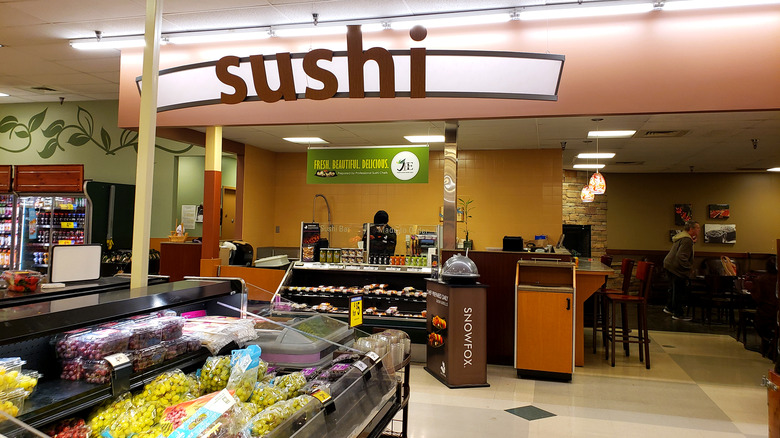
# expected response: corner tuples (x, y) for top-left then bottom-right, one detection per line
(573, 164), (606, 169)
(588, 130), (636, 138)
(68, 0), (780, 50)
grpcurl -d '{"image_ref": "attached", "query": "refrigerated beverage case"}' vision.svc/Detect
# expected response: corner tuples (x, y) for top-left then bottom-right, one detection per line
(12, 194), (90, 273)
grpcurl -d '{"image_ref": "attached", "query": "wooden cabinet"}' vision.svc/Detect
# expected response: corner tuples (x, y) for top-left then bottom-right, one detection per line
(514, 260), (575, 381)
(13, 164), (84, 192)
(159, 242), (202, 281)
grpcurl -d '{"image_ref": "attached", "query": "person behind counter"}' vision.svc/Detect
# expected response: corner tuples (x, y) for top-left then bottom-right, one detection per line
(364, 210), (397, 257)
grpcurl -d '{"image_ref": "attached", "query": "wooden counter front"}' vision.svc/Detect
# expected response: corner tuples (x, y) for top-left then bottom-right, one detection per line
(442, 249), (571, 365)
(160, 242), (202, 282)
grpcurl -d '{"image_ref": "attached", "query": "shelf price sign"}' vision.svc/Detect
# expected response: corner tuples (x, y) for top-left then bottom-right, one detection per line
(61, 222), (75, 229)
(349, 295), (363, 327)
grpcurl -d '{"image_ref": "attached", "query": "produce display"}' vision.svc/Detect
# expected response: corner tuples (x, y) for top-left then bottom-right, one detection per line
(43, 418), (91, 438)
(1, 270), (43, 293)
(248, 383), (287, 409)
(200, 355), (231, 394)
(8, 317), (407, 437)
(83, 360), (112, 384)
(248, 395), (314, 437)
(52, 313), (199, 384)
(0, 388), (27, 420)
(60, 359), (84, 381)
(0, 357), (40, 422)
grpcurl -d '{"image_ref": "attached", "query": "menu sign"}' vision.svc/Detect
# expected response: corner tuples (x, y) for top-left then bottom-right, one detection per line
(307, 145), (428, 184)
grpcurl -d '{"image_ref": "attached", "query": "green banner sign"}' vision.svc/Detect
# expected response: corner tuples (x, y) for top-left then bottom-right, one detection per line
(307, 145), (428, 184)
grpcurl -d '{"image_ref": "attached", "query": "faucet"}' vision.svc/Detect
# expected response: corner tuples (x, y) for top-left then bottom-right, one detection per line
(312, 194), (332, 242)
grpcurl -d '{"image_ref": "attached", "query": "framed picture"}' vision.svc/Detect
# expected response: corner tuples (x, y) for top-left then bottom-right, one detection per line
(708, 204), (730, 219)
(674, 204), (693, 226)
(704, 224), (736, 244)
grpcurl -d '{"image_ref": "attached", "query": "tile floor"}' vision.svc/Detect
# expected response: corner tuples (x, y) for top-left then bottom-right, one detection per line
(392, 330), (774, 438)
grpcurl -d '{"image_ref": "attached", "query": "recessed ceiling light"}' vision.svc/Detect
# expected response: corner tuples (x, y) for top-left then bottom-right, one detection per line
(588, 130), (636, 138)
(283, 137), (328, 144)
(573, 164), (605, 169)
(404, 135), (444, 143)
(768, 167), (780, 172)
(0, 92), (8, 97)
(577, 153), (615, 159)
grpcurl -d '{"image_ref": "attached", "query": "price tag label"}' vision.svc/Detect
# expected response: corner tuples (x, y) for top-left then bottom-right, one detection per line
(58, 204), (74, 210)
(311, 389), (332, 404)
(386, 267), (401, 271)
(352, 361), (368, 372)
(104, 353), (131, 367)
(61, 222), (75, 229)
(349, 296), (362, 327)
(58, 240), (73, 245)
(365, 351), (380, 363)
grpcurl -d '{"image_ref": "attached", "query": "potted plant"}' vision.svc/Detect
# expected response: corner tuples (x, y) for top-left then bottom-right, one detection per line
(458, 197), (474, 249)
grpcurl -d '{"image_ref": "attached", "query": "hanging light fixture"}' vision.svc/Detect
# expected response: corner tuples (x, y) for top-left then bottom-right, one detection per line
(589, 171), (606, 194)
(581, 185), (595, 203)
(588, 118), (606, 195)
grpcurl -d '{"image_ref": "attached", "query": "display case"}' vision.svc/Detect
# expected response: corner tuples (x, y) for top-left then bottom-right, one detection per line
(0, 279), (244, 433)
(0, 194), (13, 270)
(0, 280), (411, 438)
(12, 194), (91, 274)
(274, 262), (430, 343)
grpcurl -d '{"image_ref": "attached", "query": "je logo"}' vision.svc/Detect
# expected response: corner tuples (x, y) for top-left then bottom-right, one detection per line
(391, 151), (420, 181)
(440, 361), (446, 376)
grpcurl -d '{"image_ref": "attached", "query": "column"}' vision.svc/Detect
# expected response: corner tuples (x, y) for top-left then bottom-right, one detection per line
(202, 126), (222, 260)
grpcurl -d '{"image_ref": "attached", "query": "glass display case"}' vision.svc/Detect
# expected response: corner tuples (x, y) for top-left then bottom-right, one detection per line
(13, 195), (90, 274)
(0, 194), (13, 270)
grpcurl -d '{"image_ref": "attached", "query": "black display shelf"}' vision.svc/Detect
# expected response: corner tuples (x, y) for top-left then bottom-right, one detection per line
(15, 349), (211, 430)
(0, 279), (239, 345)
(0, 275), (169, 310)
(0, 279), (246, 435)
(283, 290), (426, 304)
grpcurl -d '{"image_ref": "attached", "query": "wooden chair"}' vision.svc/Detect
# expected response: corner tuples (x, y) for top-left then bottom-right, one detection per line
(606, 260), (653, 369)
(591, 255), (614, 353)
(595, 258), (635, 355)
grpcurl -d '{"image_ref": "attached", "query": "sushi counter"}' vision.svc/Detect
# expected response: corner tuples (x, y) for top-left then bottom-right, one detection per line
(0, 279), (413, 438)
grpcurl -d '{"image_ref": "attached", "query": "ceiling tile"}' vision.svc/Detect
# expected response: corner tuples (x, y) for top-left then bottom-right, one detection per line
(10, 0), (144, 23)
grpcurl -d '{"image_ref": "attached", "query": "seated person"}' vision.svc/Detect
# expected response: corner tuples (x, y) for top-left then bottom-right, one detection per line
(364, 210), (397, 256)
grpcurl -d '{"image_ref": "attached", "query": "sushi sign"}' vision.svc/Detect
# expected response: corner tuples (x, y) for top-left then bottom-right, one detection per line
(135, 25), (564, 113)
(307, 145), (428, 184)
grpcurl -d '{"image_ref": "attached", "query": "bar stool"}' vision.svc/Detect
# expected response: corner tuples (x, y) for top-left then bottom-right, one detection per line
(606, 260), (654, 369)
(593, 258), (634, 354)
(591, 255), (613, 353)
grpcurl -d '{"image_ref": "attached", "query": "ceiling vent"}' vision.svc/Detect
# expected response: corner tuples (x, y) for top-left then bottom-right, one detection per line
(637, 130), (688, 138)
(614, 161), (645, 165)
(29, 86), (59, 94)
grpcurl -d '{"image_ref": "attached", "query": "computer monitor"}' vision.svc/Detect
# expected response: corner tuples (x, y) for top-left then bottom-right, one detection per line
(555, 233), (566, 248)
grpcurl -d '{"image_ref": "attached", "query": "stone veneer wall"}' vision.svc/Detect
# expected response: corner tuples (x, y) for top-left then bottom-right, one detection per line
(562, 170), (608, 258)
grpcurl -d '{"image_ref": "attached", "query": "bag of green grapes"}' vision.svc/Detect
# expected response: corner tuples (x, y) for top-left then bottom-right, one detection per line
(227, 345), (262, 402)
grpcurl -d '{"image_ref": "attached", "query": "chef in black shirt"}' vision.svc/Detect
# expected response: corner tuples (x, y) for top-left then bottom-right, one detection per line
(364, 210), (397, 257)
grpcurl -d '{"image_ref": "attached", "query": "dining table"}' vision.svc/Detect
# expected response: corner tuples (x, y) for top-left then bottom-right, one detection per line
(574, 259), (615, 366)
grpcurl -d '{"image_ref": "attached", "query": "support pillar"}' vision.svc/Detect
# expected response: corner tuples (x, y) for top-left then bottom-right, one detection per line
(130, 0), (163, 289)
(442, 121), (459, 249)
(202, 126), (222, 260)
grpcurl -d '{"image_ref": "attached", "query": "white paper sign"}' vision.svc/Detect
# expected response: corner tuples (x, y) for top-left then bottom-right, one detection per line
(182, 205), (197, 229)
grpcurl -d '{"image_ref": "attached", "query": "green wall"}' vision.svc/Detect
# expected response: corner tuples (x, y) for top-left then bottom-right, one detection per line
(174, 155), (237, 237)
(0, 100), (198, 238)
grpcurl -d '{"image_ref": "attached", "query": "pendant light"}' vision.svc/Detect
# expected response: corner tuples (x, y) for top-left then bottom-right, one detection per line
(581, 185), (595, 202)
(589, 118), (606, 195)
(589, 171), (606, 194)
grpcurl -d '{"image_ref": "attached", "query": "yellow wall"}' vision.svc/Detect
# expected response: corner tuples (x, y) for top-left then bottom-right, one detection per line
(242, 146), (277, 247)
(607, 173), (780, 254)
(242, 148), (563, 250)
